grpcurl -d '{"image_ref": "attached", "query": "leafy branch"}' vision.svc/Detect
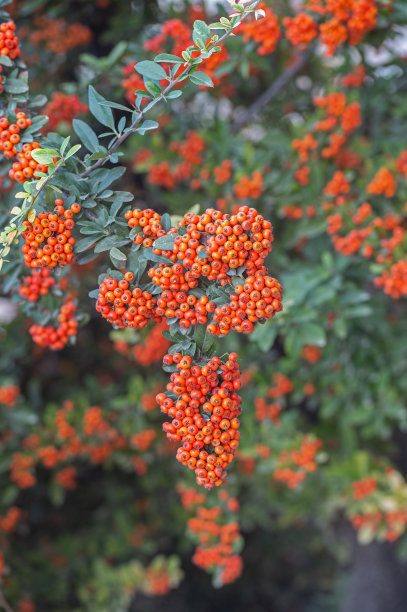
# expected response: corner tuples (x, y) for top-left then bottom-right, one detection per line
(79, 0), (262, 178)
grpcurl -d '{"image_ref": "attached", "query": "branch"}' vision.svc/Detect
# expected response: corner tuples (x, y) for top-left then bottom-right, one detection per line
(79, 0), (262, 179)
(0, 590), (14, 612)
(232, 46), (314, 133)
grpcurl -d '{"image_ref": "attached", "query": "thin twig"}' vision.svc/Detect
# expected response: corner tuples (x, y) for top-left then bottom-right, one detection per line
(0, 590), (14, 612)
(232, 46), (314, 132)
(79, 0), (262, 179)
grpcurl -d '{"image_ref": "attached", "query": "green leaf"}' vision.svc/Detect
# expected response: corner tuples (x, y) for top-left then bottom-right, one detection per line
(0, 55), (13, 67)
(4, 78), (29, 94)
(92, 167), (126, 194)
(136, 120), (159, 136)
(30, 148), (59, 165)
(94, 236), (130, 253)
(98, 100), (132, 112)
(145, 80), (162, 97)
(154, 53), (183, 64)
(75, 235), (100, 253)
(299, 323), (326, 348)
(189, 72), (214, 88)
(88, 85), (115, 130)
(166, 90), (182, 99)
(251, 322), (277, 352)
(60, 136), (71, 156)
(65, 144), (81, 159)
(193, 20), (212, 46)
(135, 60), (167, 81)
(161, 213), (172, 232)
(153, 234), (176, 250)
(73, 119), (99, 152)
(198, 248), (208, 259)
(110, 247), (127, 268)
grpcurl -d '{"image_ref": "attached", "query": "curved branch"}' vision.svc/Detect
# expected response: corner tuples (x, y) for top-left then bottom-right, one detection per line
(232, 46), (314, 133)
(80, 0), (262, 179)
(0, 590), (14, 612)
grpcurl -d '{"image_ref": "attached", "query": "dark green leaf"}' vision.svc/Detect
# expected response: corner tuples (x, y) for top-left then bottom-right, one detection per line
(88, 85), (115, 130)
(73, 119), (99, 152)
(190, 72), (214, 88)
(154, 53), (183, 63)
(135, 60), (167, 81)
(153, 234), (176, 250)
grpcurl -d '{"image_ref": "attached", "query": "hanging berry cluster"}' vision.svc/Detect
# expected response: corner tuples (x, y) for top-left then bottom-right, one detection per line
(95, 204), (282, 487)
(21, 199), (80, 268)
(157, 352), (241, 489)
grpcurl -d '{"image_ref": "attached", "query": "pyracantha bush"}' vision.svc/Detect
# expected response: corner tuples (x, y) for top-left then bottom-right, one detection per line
(1, 0), (407, 610)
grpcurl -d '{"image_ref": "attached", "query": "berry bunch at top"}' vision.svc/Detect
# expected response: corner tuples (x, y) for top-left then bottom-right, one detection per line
(96, 204), (283, 335)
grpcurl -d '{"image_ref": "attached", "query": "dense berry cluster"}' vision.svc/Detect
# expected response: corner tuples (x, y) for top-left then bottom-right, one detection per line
(210, 271), (282, 336)
(42, 92), (88, 133)
(238, 2), (281, 55)
(29, 299), (78, 350)
(18, 268), (55, 302)
(105, 205), (282, 336)
(352, 477), (378, 500)
(21, 200), (80, 268)
(0, 111), (31, 156)
(157, 353), (241, 488)
(0, 20), (20, 63)
(25, 16), (92, 54)
(96, 272), (162, 329)
(125, 207), (166, 247)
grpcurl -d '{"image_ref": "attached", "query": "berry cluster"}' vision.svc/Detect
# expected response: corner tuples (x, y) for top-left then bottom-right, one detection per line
(348, 468), (407, 543)
(96, 272), (162, 329)
(155, 291), (216, 330)
(210, 270), (282, 336)
(0, 111), (51, 183)
(18, 268), (55, 302)
(0, 384), (19, 407)
(125, 207), (165, 248)
(238, 2), (281, 55)
(157, 352), (241, 489)
(21, 200), (80, 268)
(26, 16), (92, 54)
(0, 20), (20, 60)
(179, 485), (243, 586)
(273, 436), (322, 489)
(42, 91), (88, 134)
(0, 112), (32, 158)
(29, 299), (78, 350)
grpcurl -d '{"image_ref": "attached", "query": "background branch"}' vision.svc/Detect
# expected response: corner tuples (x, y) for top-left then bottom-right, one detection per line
(232, 47), (314, 132)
